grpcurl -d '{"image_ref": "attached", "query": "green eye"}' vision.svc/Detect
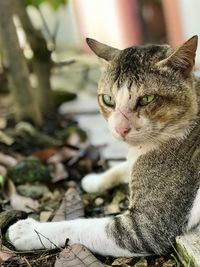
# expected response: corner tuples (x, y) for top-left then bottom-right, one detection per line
(139, 95), (155, 106)
(102, 94), (115, 107)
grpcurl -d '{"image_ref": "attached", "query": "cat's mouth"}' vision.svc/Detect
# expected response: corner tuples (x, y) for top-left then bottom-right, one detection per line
(112, 127), (153, 145)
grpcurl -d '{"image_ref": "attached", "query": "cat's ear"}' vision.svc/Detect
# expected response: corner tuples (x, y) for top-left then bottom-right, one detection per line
(159, 35), (198, 76)
(86, 38), (119, 61)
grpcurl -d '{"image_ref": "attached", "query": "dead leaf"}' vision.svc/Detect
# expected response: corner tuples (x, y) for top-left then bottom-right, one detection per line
(51, 162), (69, 183)
(162, 259), (176, 267)
(104, 191), (126, 215)
(54, 244), (104, 267)
(48, 147), (77, 164)
(0, 130), (14, 145)
(111, 257), (132, 266)
(52, 188), (84, 221)
(0, 165), (7, 177)
(0, 153), (17, 167)
(40, 211), (52, 222)
(10, 193), (39, 212)
(0, 245), (15, 263)
(5, 180), (39, 212)
(134, 258), (148, 267)
(67, 132), (81, 146)
(32, 148), (59, 162)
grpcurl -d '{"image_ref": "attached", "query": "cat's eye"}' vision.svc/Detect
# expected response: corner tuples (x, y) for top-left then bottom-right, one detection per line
(139, 95), (155, 106)
(102, 94), (115, 107)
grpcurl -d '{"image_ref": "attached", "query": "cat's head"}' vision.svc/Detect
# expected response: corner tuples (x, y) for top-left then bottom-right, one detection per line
(86, 36), (198, 147)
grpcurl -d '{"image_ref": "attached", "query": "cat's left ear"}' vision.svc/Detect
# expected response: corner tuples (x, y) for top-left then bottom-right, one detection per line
(159, 35), (198, 76)
(86, 38), (119, 61)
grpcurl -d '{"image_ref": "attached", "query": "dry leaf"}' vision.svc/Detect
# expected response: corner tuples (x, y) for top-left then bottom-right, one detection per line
(48, 147), (77, 164)
(0, 245), (15, 263)
(0, 153), (17, 167)
(3, 179), (39, 212)
(0, 165), (7, 177)
(54, 244), (104, 267)
(10, 193), (39, 212)
(32, 148), (59, 162)
(40, 211), (52, 222)
(52, 188), (84, 221)
(134, 258), (148, 267)
(111, 257), (132, 266)
(51, 162), (69, 183)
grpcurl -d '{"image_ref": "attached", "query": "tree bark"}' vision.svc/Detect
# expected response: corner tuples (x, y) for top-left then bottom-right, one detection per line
(14, 0), (54, 115)
(0, 0), (42, 124)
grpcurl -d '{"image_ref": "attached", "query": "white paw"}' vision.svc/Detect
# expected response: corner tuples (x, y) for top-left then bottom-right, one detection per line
(8, 218), (41, 250)
(81, 173), (104, 193)
(8, 218), (57, 250)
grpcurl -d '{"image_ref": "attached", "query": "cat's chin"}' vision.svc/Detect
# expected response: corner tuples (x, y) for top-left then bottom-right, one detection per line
(112, 133), (149, 147)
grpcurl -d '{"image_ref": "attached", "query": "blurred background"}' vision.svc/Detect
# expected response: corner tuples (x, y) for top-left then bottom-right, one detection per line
(0, 0), (199, 159)
(29, 0), (200, 62)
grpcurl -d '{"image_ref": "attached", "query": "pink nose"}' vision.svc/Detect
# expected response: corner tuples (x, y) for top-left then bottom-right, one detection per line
(115, 127), (130, 138)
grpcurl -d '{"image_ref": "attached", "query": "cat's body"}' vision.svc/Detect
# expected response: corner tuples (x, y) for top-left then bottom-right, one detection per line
(8, 36), (200, 257)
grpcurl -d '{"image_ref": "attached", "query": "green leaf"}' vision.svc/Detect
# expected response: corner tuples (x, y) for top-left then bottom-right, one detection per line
(0, 175), (4, 187)
(25, 0), (68, 9)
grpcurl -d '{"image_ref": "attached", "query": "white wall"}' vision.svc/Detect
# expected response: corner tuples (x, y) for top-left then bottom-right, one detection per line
(27, 1), (80, 51)
(178, 0), (200, 66)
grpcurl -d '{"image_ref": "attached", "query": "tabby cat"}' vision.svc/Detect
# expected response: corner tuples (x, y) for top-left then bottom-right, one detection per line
(8, 36), (200, 257)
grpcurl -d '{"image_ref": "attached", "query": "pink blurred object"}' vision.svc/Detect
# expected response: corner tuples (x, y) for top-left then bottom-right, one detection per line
(72, 0), (142, 50)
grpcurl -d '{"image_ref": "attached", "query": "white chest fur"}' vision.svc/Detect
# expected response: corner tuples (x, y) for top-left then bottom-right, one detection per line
(127, 145), (151, 166)
(187, 187), (200, 231)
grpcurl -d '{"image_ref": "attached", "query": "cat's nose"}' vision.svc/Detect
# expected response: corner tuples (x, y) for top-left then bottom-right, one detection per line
(115, 127), (130, 138)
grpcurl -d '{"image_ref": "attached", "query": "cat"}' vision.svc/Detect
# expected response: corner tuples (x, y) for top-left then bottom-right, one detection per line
(8, 35), (200, 257)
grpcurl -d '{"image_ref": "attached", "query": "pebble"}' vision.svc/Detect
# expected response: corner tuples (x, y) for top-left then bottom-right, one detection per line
(95, 197), (104, 206)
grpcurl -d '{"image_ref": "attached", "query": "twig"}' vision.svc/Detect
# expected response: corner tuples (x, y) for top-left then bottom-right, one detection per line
(53, 59), (76, 68)
(34, 230), (46, 249)
(37, 7), (55, 49)
(52, 18), (60, 45)
(23, 257), (32, 267)
(34, 229), (60, 250)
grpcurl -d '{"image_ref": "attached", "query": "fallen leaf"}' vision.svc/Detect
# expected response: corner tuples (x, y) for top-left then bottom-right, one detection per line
(0, 130), (14, 145)
(104, 191), (126, 215)
(51, 162), (69, 183)
(10, 193), (39, 212)
(0, 165), (7, 177)
(0, 153), (17, 167)
(162, 259), (176, 267)
(0, 245), (15, 263)
(5, 180), (39, 212)
(54, 244), (104, 267)
(52, 188), (84, 221)
(67, 132), (81, 146)
(111, 257), (132, 265)
(32, 148), (59, 162)
(134, 258), (148, 267)
(40, 211), (52, 222)
(48, 147), (77, 164)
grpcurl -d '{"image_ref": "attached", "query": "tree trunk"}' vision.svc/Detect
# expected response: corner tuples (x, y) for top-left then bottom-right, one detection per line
(14, 0), (54, 115)
(0, 0), (42, 125)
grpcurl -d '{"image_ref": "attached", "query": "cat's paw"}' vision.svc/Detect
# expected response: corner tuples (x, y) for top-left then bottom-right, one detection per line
(81, 173), (104, 193)
(8, 218), (50, 250)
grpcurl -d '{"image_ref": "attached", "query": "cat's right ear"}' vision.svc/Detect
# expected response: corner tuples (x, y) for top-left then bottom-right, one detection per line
(86, 38), (119, 61)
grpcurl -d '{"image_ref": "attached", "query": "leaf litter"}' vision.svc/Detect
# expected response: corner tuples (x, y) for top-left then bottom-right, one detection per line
(0, 116), (180, 266)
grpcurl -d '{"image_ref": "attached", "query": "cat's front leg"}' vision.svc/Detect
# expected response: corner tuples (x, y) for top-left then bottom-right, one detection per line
(8, 215), (146, 257)
(81, 161), (130, 193)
